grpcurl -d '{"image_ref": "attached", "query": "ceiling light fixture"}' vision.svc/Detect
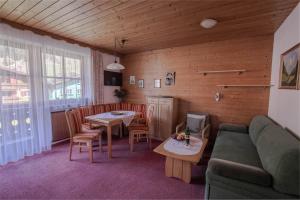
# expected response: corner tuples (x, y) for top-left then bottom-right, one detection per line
(106, 38), (127, 70)
(200, 18), (218, 29)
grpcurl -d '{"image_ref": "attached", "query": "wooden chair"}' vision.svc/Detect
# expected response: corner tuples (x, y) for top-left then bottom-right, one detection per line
(128, 104), (155, 152)
(176, 112), (211, 140)
(65, 109), (102, 163)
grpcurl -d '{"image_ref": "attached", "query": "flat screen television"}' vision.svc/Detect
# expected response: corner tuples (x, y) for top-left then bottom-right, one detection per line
(104, 70), (122, 86)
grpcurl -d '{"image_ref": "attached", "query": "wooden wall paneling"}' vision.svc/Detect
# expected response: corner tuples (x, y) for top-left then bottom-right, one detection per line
(53, 0), (123, 34)
(24, 0), (75, 26)
(4, 0), (41, 21)
(0, 0), (297, 53)
(45, 0), (109, 30)
(14, 0), (59, 24)
(122, 35), (273, 144)
(0, 0), (25, 17)
(51, 111), (69, 142)
(32, 0), (94, 29)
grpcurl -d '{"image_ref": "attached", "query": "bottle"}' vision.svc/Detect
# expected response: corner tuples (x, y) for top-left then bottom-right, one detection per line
(185, 127), (191, 146)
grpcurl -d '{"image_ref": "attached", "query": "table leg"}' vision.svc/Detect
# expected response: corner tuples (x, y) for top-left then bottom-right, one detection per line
(165, 157), (192, 183)
(120, 123), (123, 138)
(107, 125), (112, 159)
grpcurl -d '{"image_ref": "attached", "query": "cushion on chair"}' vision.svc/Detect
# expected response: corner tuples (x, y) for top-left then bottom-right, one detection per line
(82, 122), (102, 130)
(128, 122), (149, 131)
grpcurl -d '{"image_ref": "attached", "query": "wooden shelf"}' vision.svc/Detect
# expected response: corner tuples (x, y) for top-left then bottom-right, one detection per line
(217, 84), (273, 88)
(198, 69), (246, 75)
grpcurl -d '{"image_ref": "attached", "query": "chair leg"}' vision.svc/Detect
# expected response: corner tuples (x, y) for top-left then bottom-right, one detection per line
(79, 143), (82, 153)
(120, 124), (123, 138)
(128, 132), (131, 144)
(99, 134), (102, 152)
(69, 142), (73, 161)
(149, 135), (152, 149)
(88, 141), (93, 163)
(130, 132), (134, 152)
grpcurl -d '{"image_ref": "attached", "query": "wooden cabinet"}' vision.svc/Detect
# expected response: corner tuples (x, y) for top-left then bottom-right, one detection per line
(147, 97), (178, 141)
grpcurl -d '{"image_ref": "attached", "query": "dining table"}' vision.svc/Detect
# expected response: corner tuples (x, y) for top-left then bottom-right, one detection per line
(85, 110), (140, 159)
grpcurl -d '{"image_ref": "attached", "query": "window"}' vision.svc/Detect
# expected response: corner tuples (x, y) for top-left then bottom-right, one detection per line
(43, 51), (83, 102)
(0, 44), (30, 105)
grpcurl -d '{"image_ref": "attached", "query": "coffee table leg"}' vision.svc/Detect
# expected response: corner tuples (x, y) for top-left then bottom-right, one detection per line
(165, 157), (192, 183)
(107, 125), (112, 159)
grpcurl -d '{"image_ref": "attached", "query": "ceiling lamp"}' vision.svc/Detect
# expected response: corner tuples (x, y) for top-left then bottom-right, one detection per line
(106, 38), (127, 70)
(200, 18), (218, 29)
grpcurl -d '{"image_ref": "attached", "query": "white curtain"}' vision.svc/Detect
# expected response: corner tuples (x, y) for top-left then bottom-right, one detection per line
(0, 23), (92, 165)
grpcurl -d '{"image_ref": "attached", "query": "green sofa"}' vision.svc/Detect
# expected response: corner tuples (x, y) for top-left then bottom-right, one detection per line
(205, 115), (300, 199)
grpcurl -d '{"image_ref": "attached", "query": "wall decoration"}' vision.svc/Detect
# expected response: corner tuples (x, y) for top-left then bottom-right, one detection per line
(129, 76), (135, 85)
(165, 72), (176, 86)
(154, 79), (161, 88)
(138, 79), (144, 88)
(279, 43), (299, 89)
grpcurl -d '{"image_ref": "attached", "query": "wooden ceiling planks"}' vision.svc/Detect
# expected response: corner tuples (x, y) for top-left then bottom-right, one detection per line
(0, 0), (298, 54)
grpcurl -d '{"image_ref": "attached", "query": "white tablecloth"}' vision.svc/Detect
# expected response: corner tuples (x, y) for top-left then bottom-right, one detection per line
(163, 136), (203, 155)
(86, 111), (136, 126)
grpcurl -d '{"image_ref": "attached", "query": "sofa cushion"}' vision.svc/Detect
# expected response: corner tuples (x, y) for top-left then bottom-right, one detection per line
(256, 125), (300, 196)
(249, 115), (274, 145)
(219, 123), (248, 134)
(212, 131), (263, 167)
(208, 158), (272, 186)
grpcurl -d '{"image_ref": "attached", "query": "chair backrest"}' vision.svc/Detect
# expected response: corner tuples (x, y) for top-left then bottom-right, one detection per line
(146, 104), (155, 126)
(78, 106), (94, 123)
(186, 112), (209, 133)
(65, 109), (81, 139)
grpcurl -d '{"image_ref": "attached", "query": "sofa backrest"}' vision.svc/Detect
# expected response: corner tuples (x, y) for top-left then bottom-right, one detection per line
(256, 125), (300, 196)
(249, 115), (274, 144)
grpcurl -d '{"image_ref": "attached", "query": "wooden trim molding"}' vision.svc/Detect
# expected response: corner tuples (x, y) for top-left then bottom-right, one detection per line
(0, 18), (122, 56)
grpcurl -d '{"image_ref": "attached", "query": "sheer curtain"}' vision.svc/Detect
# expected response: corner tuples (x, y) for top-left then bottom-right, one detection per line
(0, 23), (92, 165)
(91, 49), (104, 105)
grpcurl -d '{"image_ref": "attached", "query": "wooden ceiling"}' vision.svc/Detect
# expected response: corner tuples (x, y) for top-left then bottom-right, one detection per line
(0, 0), (299, 54)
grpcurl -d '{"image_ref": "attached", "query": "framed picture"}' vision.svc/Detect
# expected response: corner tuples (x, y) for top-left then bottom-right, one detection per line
(154, 79), (161, 88)
(129, 76), (135, 85)
(138, 79), (144, 88)
(165, 72), (176, 86)
(279, 43), (300, 89)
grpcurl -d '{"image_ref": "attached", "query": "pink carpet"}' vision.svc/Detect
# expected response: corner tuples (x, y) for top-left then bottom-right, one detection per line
(0, 138), (206, 199)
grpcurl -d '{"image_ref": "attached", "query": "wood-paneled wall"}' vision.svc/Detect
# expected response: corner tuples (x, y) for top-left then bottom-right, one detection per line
(122, 35), (273, 140)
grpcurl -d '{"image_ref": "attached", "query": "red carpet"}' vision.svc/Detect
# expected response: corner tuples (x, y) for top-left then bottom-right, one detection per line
(0, 138), (206, 199)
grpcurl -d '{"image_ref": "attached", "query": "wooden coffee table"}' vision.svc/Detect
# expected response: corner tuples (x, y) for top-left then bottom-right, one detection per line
(154, 136), (208, 183)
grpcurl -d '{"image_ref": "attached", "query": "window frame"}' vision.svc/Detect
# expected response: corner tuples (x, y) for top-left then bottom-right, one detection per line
(42, 50), (84, 101)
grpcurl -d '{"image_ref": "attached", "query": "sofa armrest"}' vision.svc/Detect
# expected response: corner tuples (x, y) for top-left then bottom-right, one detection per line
(208, 158), (272, 187)
(219, 123), (248, 133)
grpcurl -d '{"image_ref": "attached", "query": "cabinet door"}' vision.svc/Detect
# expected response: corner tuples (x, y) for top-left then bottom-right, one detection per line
(158, 99), (172, 140)
(147, 98), (159, 139)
